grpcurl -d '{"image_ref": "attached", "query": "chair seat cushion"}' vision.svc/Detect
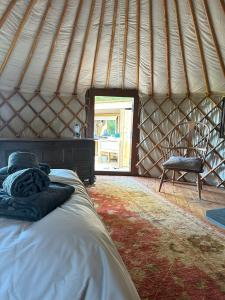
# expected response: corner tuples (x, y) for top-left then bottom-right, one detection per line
(162, 156), (203, 173)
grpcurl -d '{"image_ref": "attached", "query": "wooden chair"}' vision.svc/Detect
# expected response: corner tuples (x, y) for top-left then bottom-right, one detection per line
(158, 121), (210, 199)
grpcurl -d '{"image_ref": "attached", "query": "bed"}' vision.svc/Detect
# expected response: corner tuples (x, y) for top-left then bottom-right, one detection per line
(0, 169), (140, 300)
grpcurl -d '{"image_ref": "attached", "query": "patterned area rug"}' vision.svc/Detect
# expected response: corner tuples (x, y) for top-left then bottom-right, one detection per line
(87, 176), (225, 300)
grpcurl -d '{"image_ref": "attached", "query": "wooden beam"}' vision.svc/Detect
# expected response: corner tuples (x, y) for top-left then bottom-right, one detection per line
(0, 0), (17, 30)
(149, 0), (153, 95)
(105, 0), (118, 88)
(163, 0), (171, 96)
(0, 0), (37, 75)
(16, 0), (52, 89)
(91, 0), (106, 87)
(202, 0), (225, 77)
(73, 0), (95, 95)
(36, 0), (69, 92)
(136, 0), (140, 90)
(56, 0), (83, 94)
(122, 0), (129, 89)
(174, 0), (190, 95)
(220, 0), (225, 15)
(188, 0), (210, 95)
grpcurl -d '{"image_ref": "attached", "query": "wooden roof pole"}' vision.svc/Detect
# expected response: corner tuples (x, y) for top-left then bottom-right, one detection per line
(105, 0), (118, 88)
(136, 0), (140, 90)
(56, 0), (83, 94)
(163, 0), (171, 97)
(16, 0), (52, 89)
(220, 0), (225, 14)
(203, 0), (225, 77)
(0, 0), (17, 30)
(121, 0), (129, 89)
(149, 0), (153, 95)
(36, 0), (69, 92)
(188, 0), (210, 95)
(0, 0), (37, 75)
(73, 0), (95, 95)
(174, 0), (190, 95)
(91, 0), (106, 87)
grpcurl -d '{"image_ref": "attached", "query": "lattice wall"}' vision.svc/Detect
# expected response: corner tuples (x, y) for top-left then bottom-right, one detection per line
(0, 90), (87, 138)
(137, 94), (225, 187)
(1, 89), (224, 188)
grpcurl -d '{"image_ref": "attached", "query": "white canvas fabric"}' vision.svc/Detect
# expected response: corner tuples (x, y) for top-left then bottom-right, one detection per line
(0, 0), (224, 96)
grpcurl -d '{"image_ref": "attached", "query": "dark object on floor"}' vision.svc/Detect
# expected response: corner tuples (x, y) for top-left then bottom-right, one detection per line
(8, 152), (39, 174)
(0, 182), (75, 221)
(159, 121), (210, 200)
(206, 208), (225, 229)
(3, 168), (50, 197)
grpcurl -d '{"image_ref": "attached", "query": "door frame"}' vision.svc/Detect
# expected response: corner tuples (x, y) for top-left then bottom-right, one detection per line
(85, 88), (139, 176)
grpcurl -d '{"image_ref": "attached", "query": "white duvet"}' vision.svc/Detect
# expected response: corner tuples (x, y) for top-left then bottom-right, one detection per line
(0, 169), (140, 300)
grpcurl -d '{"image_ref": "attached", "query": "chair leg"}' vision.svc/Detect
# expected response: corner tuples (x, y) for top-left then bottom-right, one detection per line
(159, 169), (166, 192)
(197, 174), (202, 200)
(172, 170), (175, 185)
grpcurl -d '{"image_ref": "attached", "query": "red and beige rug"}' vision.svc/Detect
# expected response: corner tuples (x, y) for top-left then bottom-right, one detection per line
(88, 176), (225, 300)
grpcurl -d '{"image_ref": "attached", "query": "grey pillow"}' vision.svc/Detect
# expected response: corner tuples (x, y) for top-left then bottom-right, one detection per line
(163, 156), (203, 172)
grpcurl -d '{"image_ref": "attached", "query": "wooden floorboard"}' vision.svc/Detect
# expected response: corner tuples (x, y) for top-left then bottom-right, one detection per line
(132, 176), (225, 222)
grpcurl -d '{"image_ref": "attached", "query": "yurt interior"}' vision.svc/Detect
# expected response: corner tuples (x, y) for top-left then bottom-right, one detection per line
(0, 0), (225, 299)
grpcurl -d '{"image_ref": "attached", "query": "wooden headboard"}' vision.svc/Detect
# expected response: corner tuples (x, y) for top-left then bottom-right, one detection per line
(0, 138), (95, 184)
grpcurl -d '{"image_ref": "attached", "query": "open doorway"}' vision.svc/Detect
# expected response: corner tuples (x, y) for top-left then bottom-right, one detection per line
(94, 96), (133, 172)
(86, 89), (139, 175)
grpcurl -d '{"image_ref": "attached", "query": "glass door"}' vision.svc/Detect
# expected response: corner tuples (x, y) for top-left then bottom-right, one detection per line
(94, 96), (134, 172)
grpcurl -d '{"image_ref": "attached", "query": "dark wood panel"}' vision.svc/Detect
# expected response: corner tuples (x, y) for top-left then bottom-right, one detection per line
(0, 138), (95, 183)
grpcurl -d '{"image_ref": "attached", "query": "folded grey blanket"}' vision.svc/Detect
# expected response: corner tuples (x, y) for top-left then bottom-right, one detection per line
(0, 163), (51, 176)
(0, 175), (7, 187)
(3, 168), (50, 197)
(0, 182), (75, 221)
(39, 163), (51, 175)
(8, 152), (39, 174)
(0, 150), (51, 177)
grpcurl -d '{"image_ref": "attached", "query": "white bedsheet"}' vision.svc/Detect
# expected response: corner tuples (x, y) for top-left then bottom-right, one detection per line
(0, 169), (140, 300)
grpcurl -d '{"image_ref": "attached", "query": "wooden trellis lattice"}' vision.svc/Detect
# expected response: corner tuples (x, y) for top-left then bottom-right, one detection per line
(137, 95), (225, 188)
(0, 91), (87, 138)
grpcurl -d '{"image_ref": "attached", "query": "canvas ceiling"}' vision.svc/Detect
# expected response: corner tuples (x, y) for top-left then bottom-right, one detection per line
(0, 0), (224, 185)
(0, 0), (224, 95)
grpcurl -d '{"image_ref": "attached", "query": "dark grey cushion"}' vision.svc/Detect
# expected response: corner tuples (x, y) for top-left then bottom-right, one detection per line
(162, 156), (203, 173)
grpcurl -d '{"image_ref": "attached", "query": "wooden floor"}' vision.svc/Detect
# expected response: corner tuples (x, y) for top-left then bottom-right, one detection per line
(133, 176), (225, 222)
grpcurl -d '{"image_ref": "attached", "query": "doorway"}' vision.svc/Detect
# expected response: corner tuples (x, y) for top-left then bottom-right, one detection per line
(86, 89), (139, 175)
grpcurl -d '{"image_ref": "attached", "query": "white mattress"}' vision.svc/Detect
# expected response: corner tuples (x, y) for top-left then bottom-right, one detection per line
(0, 169), (140, 300)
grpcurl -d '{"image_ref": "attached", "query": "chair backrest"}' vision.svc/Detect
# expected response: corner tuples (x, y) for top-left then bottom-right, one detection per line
(167, 121), (210, 160)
